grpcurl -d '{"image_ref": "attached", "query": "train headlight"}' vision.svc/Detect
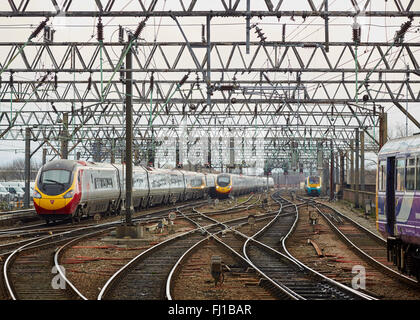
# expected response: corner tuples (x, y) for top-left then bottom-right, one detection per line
(33, 190), (42, 199)
(63, 189), (75, 199)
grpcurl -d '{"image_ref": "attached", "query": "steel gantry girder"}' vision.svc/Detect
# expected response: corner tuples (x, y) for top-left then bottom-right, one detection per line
(0, 41), (418, 104)
(0, 1), (416, 172)
(0, 0), (418, 17)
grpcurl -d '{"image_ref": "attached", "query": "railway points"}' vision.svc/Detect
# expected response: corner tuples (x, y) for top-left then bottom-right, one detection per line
(0, 1), (419, 310)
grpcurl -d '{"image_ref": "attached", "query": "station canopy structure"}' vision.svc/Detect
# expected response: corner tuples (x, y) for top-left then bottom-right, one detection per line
(0, 0), (418, 173)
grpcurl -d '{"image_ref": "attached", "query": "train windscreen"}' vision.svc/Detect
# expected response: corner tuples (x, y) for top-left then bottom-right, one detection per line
(217, 175), (231, 187)
(308, 176), (320, 185)
(39, 169), (72, 196)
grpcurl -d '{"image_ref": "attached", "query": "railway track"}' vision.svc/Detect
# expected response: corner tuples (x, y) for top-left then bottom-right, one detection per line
(168, 192), (371, 300)
(241, 192), (373, 300)
(305, 199), (419, 287)
(2, 224), (116, 300)
(97, 197), (276, 300)
(0, 198), (219, 300)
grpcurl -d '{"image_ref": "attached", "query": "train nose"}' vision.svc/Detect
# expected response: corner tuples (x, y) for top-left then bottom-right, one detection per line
(38, 198), (67, 210)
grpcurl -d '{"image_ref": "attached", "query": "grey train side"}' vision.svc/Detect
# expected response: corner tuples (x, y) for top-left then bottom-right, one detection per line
(34, 160), (262, 221)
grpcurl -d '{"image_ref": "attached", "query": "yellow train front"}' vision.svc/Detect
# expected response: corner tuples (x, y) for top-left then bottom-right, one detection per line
(215, 173), (266, 199)
(215, 174), (233, 198)
(304, 175), (322, 196)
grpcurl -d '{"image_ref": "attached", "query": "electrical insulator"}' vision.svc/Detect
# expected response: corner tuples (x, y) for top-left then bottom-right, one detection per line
(150, 72), (154, 89)
(9, 73), (13, 87)
(97, 17), (104, 42)
(179, 73), (189, 87)
(118, 25), (124, 43)
(120, 63), (125, 82)
(30, 18), (49, 40)
(394, 18), (413, 43)
(133, 18), (148, 40)
(54, 73), (58, 90)
(352, 21), (361, 44)
(102, 104), (109, 114)
(87, 73), (92, 92)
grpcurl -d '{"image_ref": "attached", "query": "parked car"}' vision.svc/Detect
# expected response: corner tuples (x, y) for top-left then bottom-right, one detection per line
(0, 183), (10, 198)
(5, 186), (25, 198)
(3, 181), (33, 197)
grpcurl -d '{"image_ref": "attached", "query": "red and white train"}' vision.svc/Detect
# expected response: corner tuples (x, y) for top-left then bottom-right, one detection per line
(33, 159), (271, 222)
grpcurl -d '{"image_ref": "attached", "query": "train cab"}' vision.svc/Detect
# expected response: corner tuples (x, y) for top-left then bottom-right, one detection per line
(215, 174), (232, 198)
(33, 160), (82, 220)
(305, 175), (322, 196)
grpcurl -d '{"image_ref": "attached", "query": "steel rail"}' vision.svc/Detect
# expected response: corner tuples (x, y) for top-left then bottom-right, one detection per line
(241, 192), (374, 300)
(97, 194), (266, 300)
(276, 196), (375, 300)
(306, 199), (419, 287)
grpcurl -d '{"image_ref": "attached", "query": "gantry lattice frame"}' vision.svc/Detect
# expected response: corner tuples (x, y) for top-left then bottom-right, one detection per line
(0, 0), (418, 170)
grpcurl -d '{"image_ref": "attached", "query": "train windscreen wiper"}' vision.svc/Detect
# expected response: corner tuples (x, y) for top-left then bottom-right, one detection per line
(44, 179), (66, 187)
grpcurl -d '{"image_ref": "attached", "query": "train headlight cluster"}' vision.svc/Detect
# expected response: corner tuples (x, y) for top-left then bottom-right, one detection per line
(63, 189), (75, 199)
(33, 190), (42, 199)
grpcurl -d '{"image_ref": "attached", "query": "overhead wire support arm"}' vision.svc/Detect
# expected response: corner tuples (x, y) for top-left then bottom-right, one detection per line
(101, 16), (149, 100)
(357, 17), (414, 96)
(0, 17), (49, 76)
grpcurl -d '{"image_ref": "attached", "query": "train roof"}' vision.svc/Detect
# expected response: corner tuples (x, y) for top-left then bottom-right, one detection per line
(378, 134), (420, 157)
(41, 159), (81, 171)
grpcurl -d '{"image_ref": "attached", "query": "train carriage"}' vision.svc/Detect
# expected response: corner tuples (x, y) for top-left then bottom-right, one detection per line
(376, 134), (420, 280)
(204, 173), (217, 198)
(132, 165), (149, 209)
(34, 159), (270, 223)
(146, 167), (170, 206)
(168, 170), (185, 204)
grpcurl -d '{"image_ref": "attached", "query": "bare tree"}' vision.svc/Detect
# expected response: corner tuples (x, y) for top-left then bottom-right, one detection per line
(388, 121), (415, 139)
(0, 158), (41, 181)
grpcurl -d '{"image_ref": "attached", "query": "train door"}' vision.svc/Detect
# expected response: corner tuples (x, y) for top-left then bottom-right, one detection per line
(386, 157), (396, 236)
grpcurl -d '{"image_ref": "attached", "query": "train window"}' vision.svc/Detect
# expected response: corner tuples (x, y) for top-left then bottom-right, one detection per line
(95, 178), (113, 189)
(417, 158), (420, 190)
(406, 158), (416, 191)
(396, 159), (405, 191)
(378, 161), (386, 191)
(191, 178), (203, 187)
